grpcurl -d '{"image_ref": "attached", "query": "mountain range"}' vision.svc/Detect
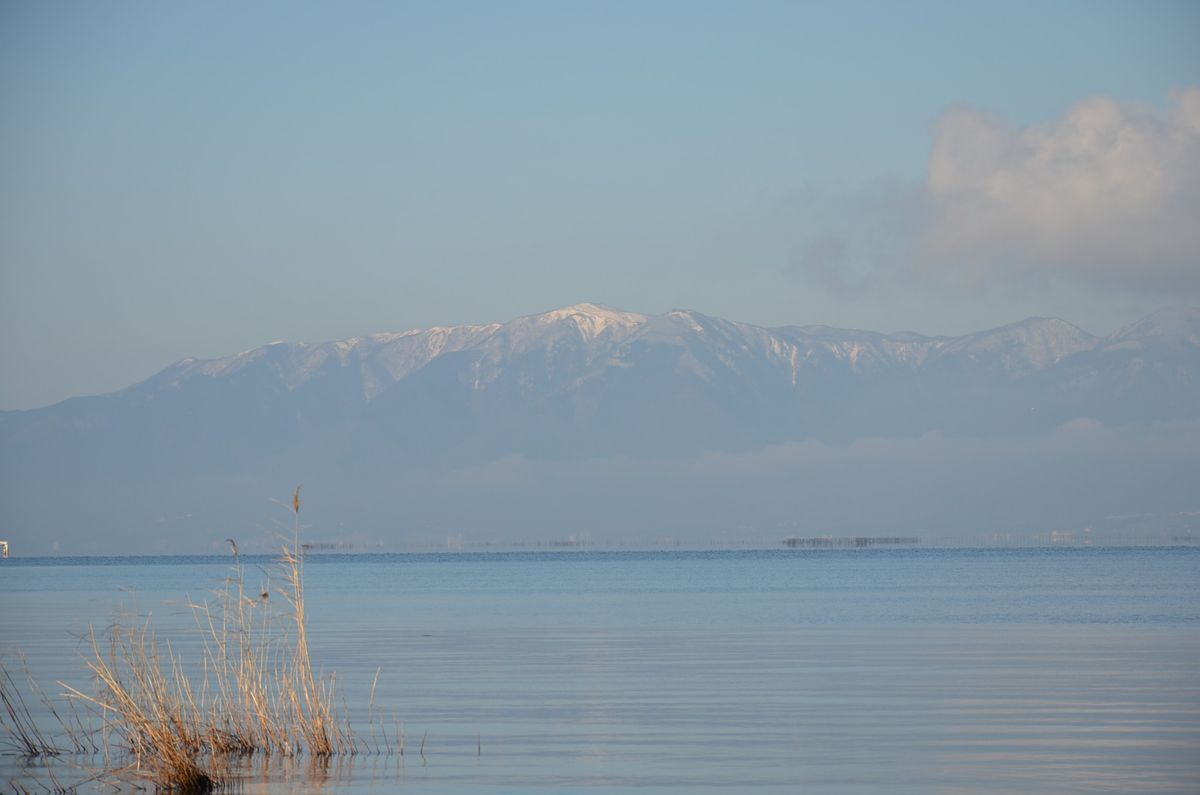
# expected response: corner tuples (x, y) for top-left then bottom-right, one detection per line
(2, 303), (1198, 554)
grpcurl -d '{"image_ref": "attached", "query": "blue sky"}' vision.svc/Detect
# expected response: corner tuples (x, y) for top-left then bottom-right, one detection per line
(2, 1), (1198, 409)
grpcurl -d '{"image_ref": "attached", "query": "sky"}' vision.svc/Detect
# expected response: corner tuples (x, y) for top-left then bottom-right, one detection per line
(2, 0), (1198, 410)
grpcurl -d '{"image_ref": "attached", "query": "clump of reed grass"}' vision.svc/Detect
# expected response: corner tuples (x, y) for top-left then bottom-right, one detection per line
(64, 620), (218, 792)
(59, 486), (362, 791)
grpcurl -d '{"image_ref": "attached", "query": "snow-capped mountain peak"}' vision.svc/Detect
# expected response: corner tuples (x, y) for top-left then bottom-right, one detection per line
(525, 302), (649, 341)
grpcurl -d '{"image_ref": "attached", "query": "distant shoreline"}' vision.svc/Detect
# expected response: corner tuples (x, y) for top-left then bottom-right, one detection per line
(2, 543), (1198, 566)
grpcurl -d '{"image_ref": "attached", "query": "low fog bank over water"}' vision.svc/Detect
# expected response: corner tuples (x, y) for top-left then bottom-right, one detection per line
(7, 419), (1197, 555)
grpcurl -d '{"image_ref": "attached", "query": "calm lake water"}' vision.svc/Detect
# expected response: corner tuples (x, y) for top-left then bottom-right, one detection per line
(2, 548), (1199, 793)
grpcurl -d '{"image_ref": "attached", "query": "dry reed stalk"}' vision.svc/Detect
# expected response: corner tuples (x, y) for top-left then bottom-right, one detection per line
(1, 663), (61, 757)
(2, 655), (99, 766)
(275, 486), (353, 757)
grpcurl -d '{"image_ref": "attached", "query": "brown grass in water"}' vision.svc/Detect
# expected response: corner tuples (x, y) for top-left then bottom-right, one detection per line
(57, 486), (361, 791)
(1, 661), (66, 758)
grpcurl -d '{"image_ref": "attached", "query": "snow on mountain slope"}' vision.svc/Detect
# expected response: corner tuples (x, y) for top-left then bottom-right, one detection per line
(1101, 306), (1200, 351)
(118, 303), (1192, 410)
(931, 317), (1097, 375)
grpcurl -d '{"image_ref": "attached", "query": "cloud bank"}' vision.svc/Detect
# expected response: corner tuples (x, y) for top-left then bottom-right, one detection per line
(919, 87), (1200, 292)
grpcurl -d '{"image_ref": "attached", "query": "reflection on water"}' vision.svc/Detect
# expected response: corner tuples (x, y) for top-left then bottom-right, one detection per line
(2, 549), (1198, 792)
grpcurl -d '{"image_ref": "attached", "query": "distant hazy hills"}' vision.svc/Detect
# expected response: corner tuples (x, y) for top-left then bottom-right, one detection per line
(3, 303), (1199, 553)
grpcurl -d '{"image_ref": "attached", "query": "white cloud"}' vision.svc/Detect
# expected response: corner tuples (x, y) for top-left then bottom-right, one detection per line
(919, 87), (1200, 292)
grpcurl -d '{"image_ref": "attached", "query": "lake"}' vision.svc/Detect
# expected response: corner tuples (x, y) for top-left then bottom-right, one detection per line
(2, 548), (1199, 792)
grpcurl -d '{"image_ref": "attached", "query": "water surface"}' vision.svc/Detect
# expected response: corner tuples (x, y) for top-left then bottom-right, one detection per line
(2, 548), (1198, 792)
